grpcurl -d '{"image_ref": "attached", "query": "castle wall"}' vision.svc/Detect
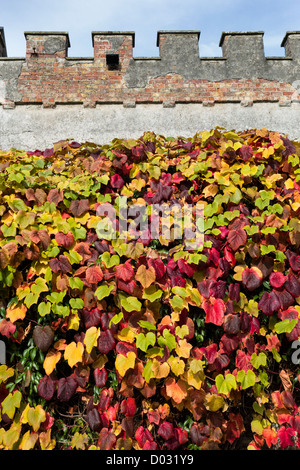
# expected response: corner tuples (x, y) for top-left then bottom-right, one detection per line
(0, 29), (299, 149)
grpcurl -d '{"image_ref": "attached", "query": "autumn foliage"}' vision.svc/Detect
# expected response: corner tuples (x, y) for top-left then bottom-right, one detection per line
(1, 128), (300, 450)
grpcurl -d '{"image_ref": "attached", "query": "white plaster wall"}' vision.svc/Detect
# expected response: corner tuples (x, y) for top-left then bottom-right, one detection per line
(0, 102), (299, 151)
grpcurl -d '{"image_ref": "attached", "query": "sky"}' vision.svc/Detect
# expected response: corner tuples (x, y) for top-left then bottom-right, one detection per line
(1, 0), (299, 58)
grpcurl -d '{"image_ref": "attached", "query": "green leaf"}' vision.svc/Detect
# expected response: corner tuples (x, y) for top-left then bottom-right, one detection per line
(215, 373), (237, 395)
(138, 320), (157, 331)
(157, 329), (176, 352)
(47, 291), (66, 304)
(94, 284), (114, 301)
(120, 296), (142, 312)
(101, 252), (120, 269)
(136, 332), (156, 352)
(109, 312), (123, 328)
(236, 369), (256, 389)
(38, 302), (51, 317)
(69, 277), (84, 291)
(274, 318), (298, 334)
(251, 352), (267, 369)
(52, 304), (70, 317)
(69, 298), (84, 309)
(142, 286), (163, 302)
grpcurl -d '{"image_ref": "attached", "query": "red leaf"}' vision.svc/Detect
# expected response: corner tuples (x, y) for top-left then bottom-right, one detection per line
(135, 426), (153, 448)
(94, 368), (107, 388)
(97, 329), (116, 354)
(262, 427), (278, 448)
(87, 408), (102, 431)
(74, 242), (92, 262)
(86, 266), (103, 284)
(277, 426), (295, 449)
(228, 283), (240, 302)
(98, 428), (117, 450)
(228, 228), (247, 251)
(148, 258), (166, 280)
(49, 255), (72, 274)
(190, 423), (210, 446)
(203, 298), (225, 326)
(55, 231), (74, 249)
(81, 307), (102, 329)
(223, 314), (241, 335)
(116, 341), (137, 357)
(208, 247), (220, 267)
(47, 189), (64, 206)
(226, 413), (245, 444)
(220, 333), (240, 354)
(177, 258), (196, 277)
(289, 254), (300, 272)
(33, 325), (54, 352)
(117, 279), (136, 294)
(143, 440), (158, 450)
(70, 199), (90, 217)
(157, 421), (173, 441)
(275, 288), (294, 310)
(269, 272), (286, 288)
(209, 280), (227, 299)
(57, 376), (77, 402)
(120, 398), (136, 417)
(0, 319), (16, 338)
(284, 273), (300, 298)
(238, 145), (253, 162)
(258, 291), (281, 316)
(111, 174), (124, 189)
(38, 375), (57, 401)
(242, 267), (263, 291)
(115, 260), (134, 282)
(197, 279), (213, 299)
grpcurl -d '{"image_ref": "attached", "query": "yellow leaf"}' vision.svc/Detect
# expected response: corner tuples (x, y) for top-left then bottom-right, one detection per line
(39, 429), (56, 450)
(71, 432), (88, 450)
(3, 423), (22, 449)
(19, 430), (38, 450)
(84, 327), (100, 353)
(116, 326), (137, 343)
(151, 358), (170, 379)
(168, 356), (185, 376)
(68, 312), (80, 330)
(187, 368), (204, 390)
(115, 351), (136, 377)
(6, 302), (27, 322)
(64, 341), (84, 368)
(175, 339), (192, 358)
(27, 405), (46, 432)
(205, 394), (225, 412)
(43, 350), (62, 375)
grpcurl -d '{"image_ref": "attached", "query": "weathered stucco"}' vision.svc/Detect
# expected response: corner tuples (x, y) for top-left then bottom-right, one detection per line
(0, 102), (299, 151)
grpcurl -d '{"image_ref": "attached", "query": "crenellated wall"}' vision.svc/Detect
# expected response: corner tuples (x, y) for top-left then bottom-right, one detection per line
(0, 29), (299, 149)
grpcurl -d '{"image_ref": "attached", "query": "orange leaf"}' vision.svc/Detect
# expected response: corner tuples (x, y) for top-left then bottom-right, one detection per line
(6, 303), (27, 323)
(136, 265), (156, 289)
(262, 427), (278, 448)
(165, 377), (188, 404)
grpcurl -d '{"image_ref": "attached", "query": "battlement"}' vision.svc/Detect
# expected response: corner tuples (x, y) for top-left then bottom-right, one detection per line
(0, 28), (299, 150)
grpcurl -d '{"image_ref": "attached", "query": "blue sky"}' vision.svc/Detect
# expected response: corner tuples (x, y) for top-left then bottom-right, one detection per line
(1, 0), (299, 58)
